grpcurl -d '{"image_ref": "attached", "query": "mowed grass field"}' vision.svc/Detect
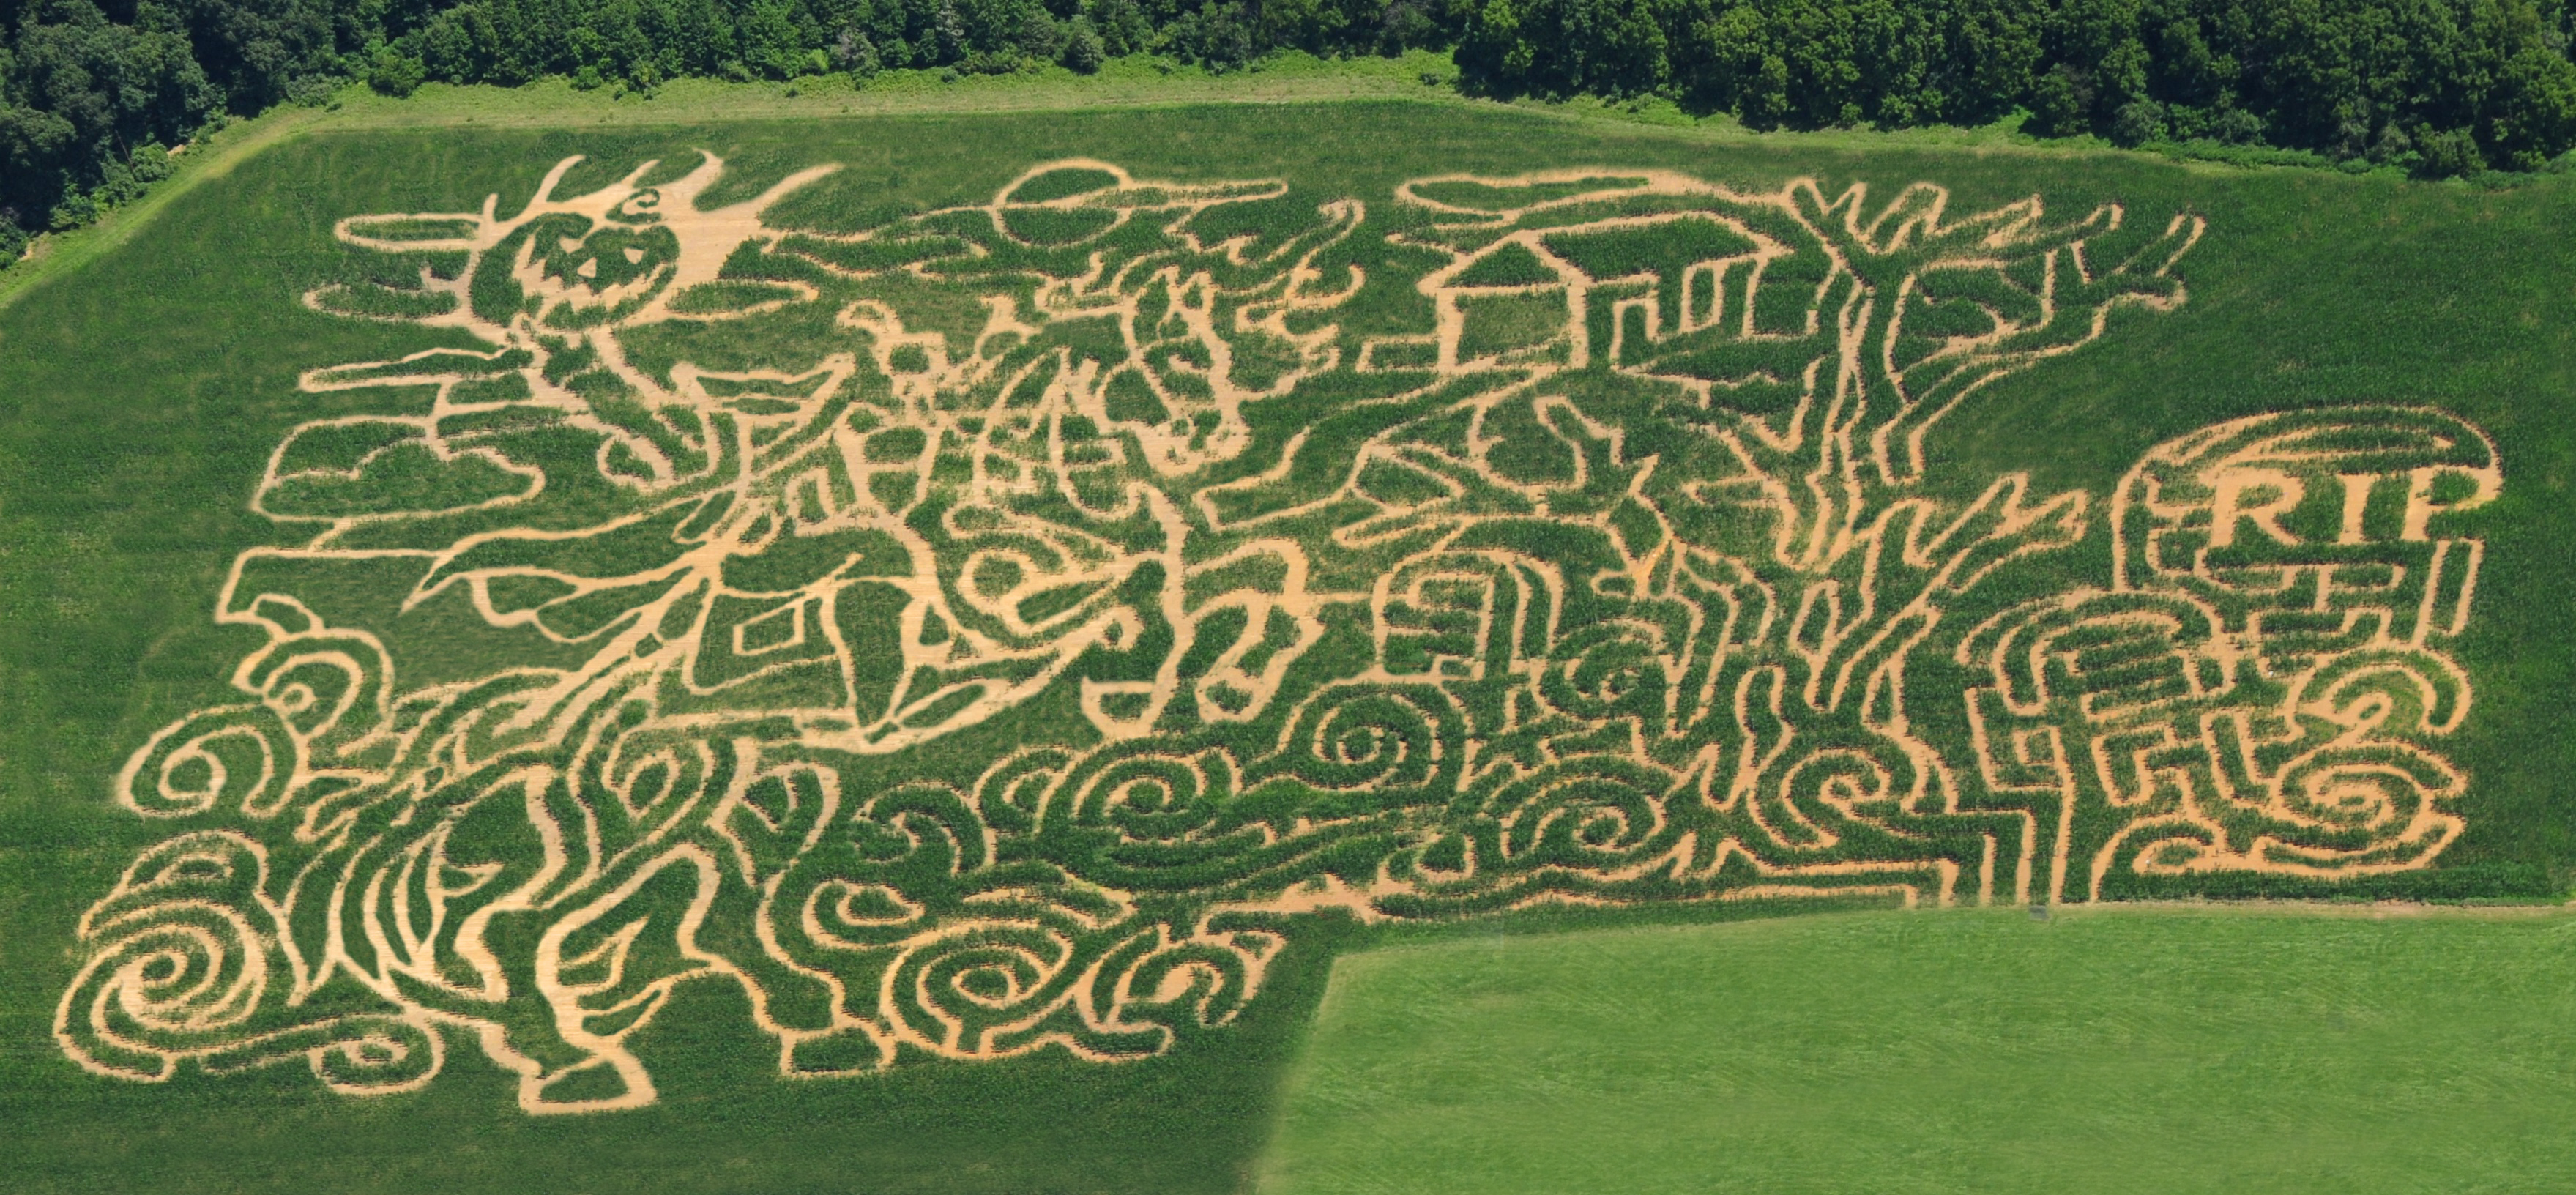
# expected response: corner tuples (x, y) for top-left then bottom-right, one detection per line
(1, 95), (2575, 1194)
(1259, 909), (2576, 1195)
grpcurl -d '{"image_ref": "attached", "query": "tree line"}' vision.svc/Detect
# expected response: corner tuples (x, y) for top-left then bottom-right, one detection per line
(8, 0), (2576, 264)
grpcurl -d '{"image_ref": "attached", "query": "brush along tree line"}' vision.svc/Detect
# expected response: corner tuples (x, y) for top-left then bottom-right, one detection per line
(6, 0), (2576, 263)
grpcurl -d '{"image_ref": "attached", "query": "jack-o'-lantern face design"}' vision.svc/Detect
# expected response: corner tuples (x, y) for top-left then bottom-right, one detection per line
(518, 207), (682, 327)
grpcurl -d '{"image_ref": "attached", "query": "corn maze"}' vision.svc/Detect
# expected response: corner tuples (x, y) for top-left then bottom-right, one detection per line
(56, 153), (2501, 1112)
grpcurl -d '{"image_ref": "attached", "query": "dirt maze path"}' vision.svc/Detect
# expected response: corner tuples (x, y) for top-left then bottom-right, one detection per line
(57, 153), (2500, 1111)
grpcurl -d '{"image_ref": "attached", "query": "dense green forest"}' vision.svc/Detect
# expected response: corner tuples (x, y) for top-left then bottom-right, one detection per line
(7, 0), (2576, 260)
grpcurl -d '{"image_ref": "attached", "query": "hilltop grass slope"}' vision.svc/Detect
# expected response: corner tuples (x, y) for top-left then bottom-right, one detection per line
(2, 99), (2574, 1193)
(1259, 909), (2576, 1195)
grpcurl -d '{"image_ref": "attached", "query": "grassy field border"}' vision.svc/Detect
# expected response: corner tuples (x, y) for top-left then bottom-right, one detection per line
(18, 46), (2543, 322)
(0, 107), (335, 317)
(1254, 902), (2576, 1194)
